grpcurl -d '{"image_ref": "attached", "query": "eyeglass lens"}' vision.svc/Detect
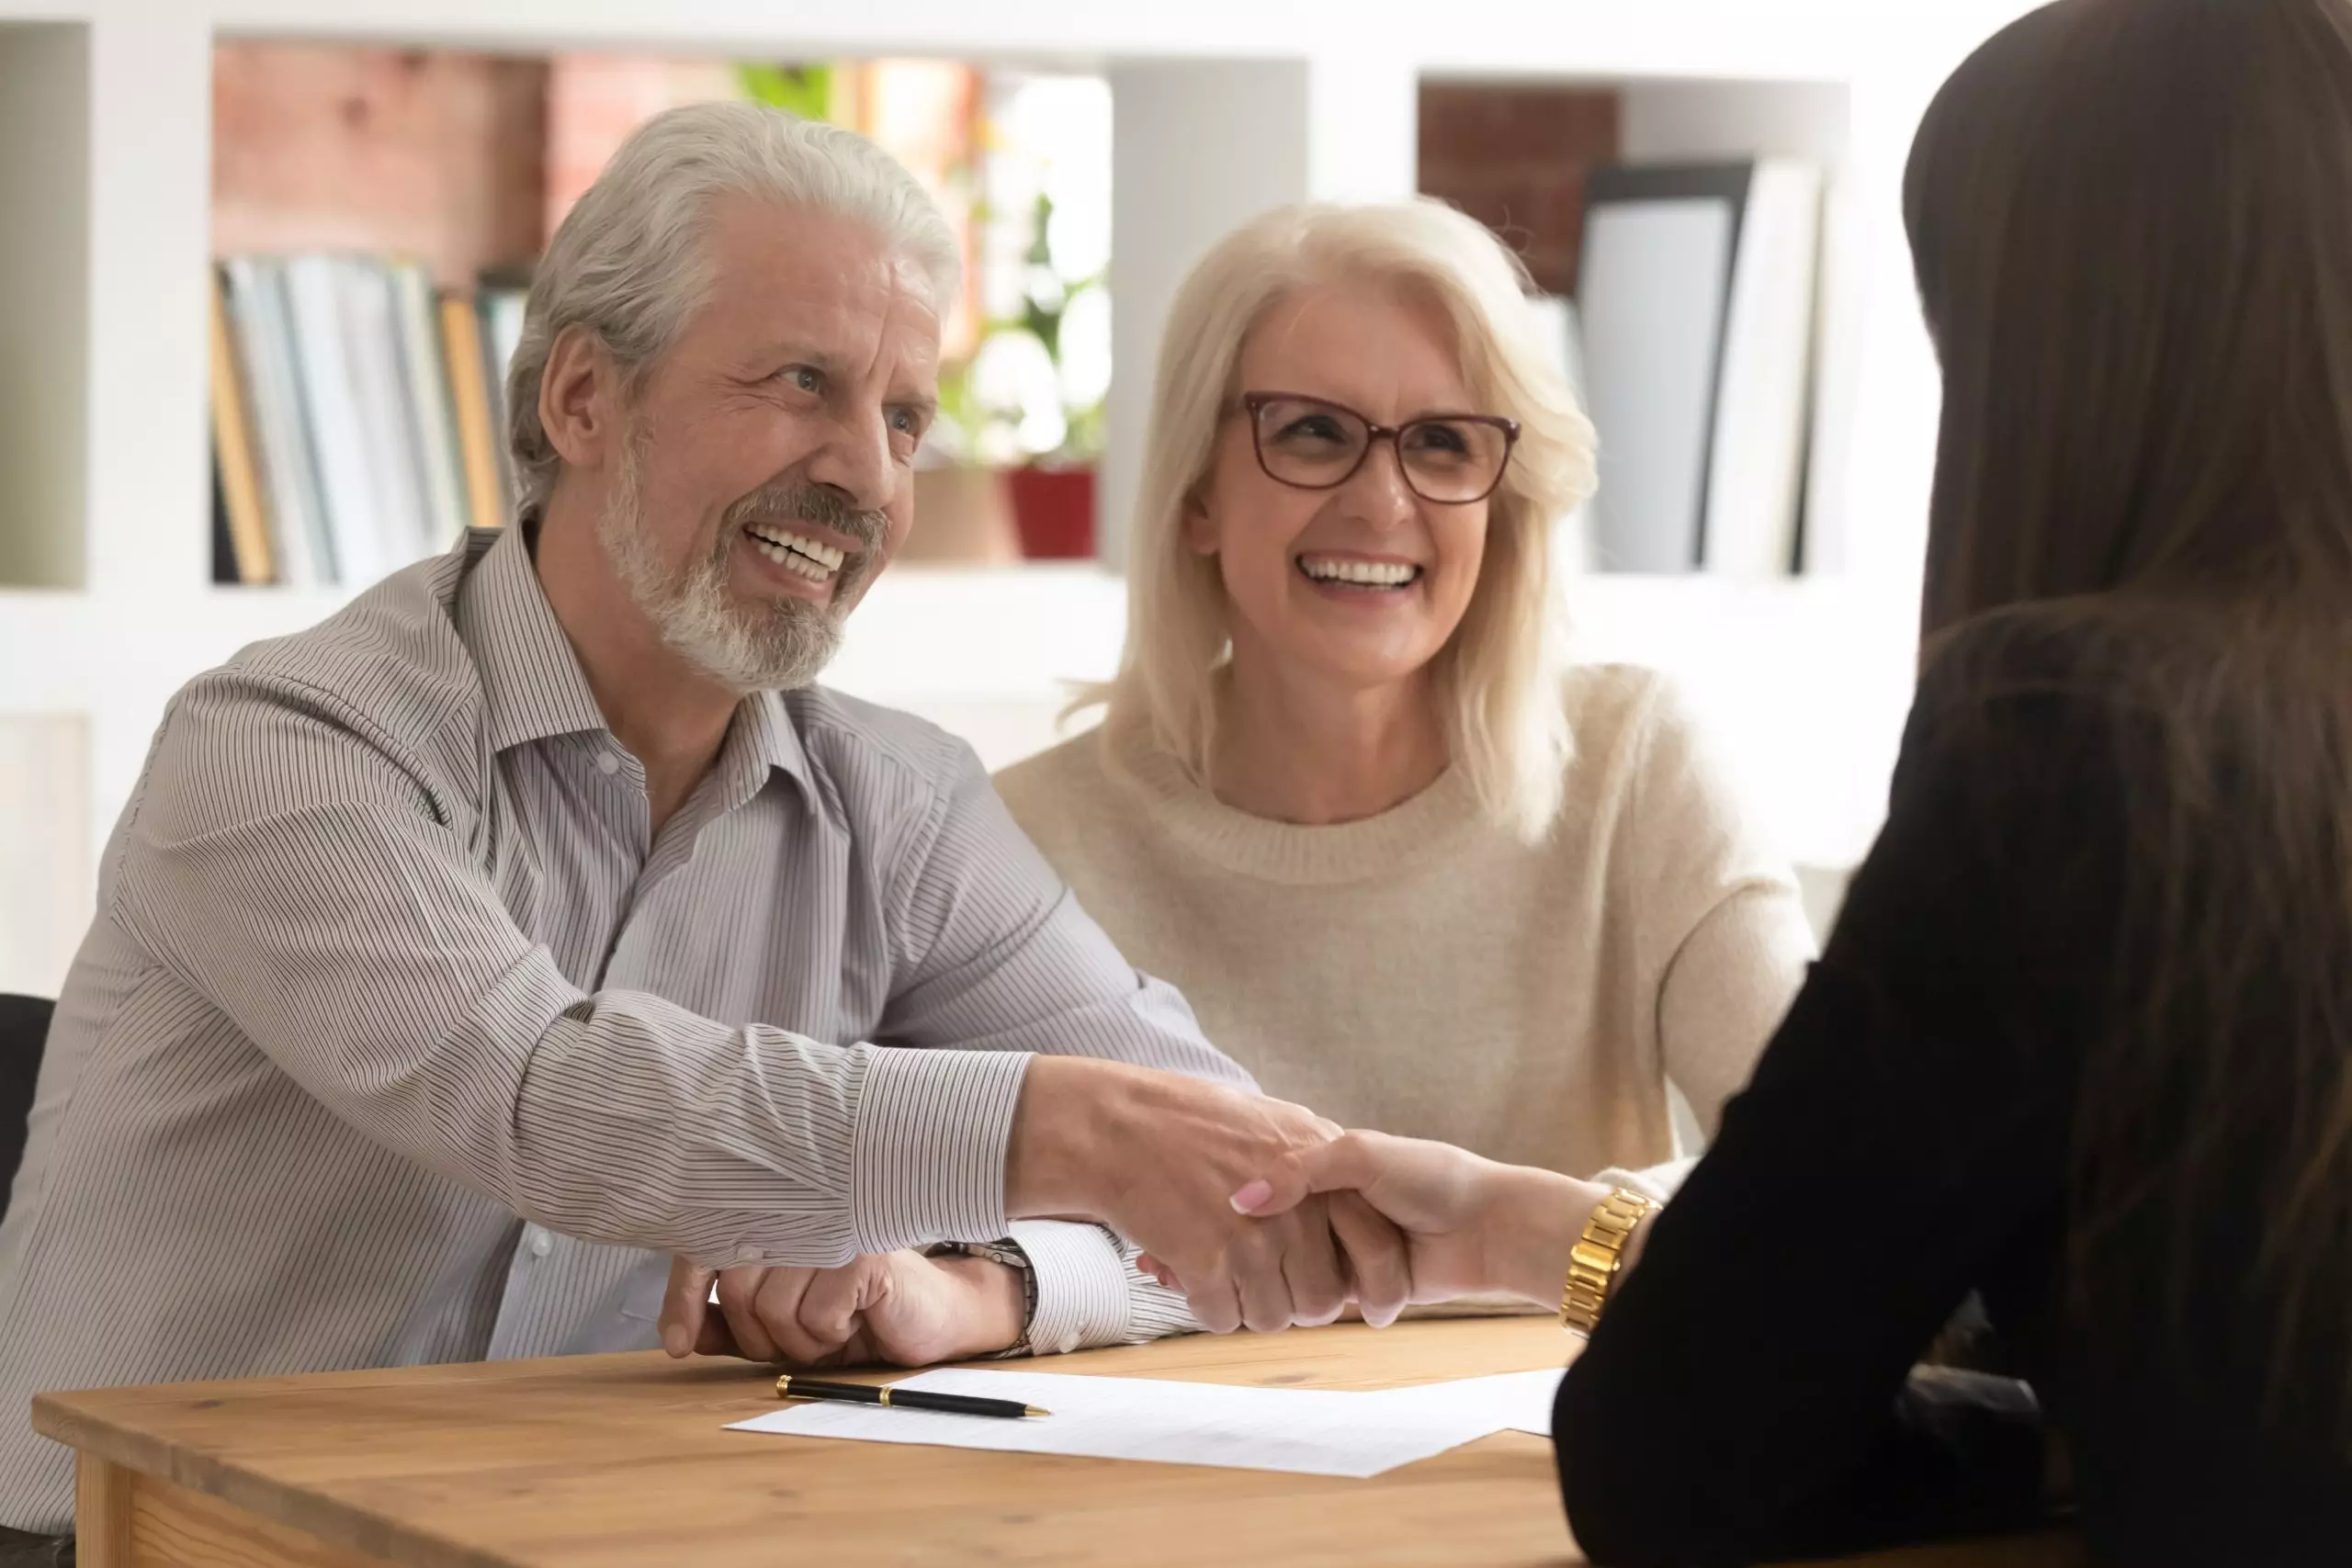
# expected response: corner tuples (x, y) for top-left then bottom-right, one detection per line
(1250, 395), (1510, 503)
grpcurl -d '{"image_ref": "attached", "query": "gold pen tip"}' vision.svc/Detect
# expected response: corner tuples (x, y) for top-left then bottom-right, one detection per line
(1024, 1406), (1051, 1417)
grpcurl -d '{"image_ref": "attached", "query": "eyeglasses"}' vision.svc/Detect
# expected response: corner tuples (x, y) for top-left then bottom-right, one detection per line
(1239, 392), (1520, 505)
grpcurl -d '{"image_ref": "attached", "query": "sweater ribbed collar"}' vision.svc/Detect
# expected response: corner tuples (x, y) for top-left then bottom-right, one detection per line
(1100, 717), (1487, 887)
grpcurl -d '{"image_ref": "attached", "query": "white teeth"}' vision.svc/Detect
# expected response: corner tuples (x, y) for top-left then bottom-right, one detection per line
(1298, 555), (1419, 588)
(744, 524), (844, 578)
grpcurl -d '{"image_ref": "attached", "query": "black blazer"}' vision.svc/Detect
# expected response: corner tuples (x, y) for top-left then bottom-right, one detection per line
(1554, 615), (2352, 1567)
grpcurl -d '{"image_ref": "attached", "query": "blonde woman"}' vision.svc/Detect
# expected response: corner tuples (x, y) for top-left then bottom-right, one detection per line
(996, 199), (1816, 1246)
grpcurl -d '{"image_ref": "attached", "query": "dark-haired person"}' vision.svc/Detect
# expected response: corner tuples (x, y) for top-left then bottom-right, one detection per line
(1222, 0), (2352, 1561)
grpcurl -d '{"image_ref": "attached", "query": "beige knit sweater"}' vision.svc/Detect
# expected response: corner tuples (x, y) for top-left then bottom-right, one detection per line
(993, 663), (1816, 1191)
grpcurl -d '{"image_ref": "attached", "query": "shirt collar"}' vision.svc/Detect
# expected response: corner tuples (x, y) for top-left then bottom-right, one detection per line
(457, 525), (611, 753)
(714, 689), (819, 818)
(455, 525), (818, 812)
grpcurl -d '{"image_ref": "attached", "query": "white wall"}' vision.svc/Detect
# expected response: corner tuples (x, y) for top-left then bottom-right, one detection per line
(823, 562), (1125, 767)
(0, 24), (90, 591)
(0, 717), (91, 994)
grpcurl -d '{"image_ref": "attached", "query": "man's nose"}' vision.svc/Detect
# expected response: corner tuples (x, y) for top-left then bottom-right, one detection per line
(802, 406), (894, 513)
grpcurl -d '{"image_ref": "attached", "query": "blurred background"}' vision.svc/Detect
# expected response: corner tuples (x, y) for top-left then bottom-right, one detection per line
(0, 1), (2048, 994)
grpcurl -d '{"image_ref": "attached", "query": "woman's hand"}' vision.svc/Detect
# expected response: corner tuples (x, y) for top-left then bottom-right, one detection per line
(1138, 1133), (1618, 1316)
(1145, 1130), (1615, 1314)
(1005, 1056), (1408, 1334)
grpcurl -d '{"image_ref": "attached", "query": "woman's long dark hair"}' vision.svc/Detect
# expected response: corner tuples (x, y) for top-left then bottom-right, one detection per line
(1905, 0), (2352, 1413)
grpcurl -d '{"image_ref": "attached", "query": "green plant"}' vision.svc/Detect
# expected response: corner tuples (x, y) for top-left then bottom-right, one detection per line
(970, 188), (1108, 465)
(736, 63), (835, 123)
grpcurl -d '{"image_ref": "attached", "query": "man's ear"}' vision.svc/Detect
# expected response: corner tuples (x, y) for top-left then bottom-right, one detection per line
(538, 324), (621, 470)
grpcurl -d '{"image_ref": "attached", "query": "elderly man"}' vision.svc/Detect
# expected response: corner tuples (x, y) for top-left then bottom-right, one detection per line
(0, 102), (1403, 1549)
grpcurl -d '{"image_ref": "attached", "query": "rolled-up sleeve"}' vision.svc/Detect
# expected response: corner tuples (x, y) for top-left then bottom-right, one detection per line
(112, 670), (1026, 1269)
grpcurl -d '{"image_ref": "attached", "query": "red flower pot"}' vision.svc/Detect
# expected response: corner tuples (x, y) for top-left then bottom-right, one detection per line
(1005, 465), (1095, 559)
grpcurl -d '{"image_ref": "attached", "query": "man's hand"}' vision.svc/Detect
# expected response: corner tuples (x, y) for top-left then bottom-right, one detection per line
(1003, 1056), (1408, 1334)
(658, 1250), (1026, 1369)
(1211, 1129), (1614, 1310)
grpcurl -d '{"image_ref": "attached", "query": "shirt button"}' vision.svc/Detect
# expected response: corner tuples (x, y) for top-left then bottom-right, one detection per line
(527, 1227), (553, 1258)
(595, 752), (620, 776)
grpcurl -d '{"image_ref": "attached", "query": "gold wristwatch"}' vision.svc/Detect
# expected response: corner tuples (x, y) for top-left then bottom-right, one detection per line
(1560, 1188), (1655, 1336)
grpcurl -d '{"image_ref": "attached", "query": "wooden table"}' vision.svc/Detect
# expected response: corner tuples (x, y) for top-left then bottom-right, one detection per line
(34, 1319), (2083, 1567)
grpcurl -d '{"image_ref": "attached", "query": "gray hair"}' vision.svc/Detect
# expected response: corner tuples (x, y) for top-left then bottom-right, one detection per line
(506, 100), (961, 519)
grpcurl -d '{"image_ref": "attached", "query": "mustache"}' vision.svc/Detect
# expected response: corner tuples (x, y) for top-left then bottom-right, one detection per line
(725, 482), (889, 554)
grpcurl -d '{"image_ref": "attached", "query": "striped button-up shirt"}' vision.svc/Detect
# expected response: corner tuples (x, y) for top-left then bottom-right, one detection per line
(0, 526), (1236, 1532)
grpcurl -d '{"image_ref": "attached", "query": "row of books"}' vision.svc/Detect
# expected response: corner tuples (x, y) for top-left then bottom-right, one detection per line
(208, 254), (529, 586)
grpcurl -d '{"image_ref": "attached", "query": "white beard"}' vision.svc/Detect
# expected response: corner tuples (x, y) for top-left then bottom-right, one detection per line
(595, 434), (846, 694)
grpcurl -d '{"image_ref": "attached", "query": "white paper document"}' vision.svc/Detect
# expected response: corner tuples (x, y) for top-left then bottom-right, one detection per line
(727, 1367), (1514, 1479)
(1361, 1369), (1562, 1438)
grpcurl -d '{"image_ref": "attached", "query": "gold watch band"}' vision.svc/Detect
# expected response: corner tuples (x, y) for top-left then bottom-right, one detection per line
(1560, 1187), (1656, 1336)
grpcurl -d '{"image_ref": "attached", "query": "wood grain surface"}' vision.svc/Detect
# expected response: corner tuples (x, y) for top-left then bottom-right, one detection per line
(36, 1318), (2084, 1568)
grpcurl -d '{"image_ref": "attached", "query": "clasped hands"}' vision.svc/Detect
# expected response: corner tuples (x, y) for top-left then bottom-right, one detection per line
(662, 1056), (1566, 1370)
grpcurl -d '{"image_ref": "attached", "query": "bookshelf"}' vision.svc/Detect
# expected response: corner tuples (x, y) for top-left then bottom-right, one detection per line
(0, 0), (2038, 993)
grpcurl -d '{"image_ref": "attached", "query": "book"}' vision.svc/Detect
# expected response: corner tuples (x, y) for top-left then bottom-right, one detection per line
(439, 292), (506, 530)
(478, 286), (527, 511)
(221, 258), (334, 586)
(209, 446), (240, 585)
(220, 252), (534, 584)
(390, 261), (470, 551)
(1701, 161), (1824, 580)
(334, 257), (436, 569)
(280, 254), (389, 587)
(206, 268), (276, 584)
(1575, 161), (1823, 576)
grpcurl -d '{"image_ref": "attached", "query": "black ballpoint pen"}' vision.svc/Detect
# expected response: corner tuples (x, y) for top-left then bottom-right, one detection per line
(775, 1373), (1049, 1419)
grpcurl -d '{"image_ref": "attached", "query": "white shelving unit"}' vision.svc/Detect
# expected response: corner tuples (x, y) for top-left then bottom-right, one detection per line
(0, 0), (2037, 993)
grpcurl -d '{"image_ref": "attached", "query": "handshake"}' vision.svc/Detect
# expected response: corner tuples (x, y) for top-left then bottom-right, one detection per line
(662, 1055), (1608, 1369)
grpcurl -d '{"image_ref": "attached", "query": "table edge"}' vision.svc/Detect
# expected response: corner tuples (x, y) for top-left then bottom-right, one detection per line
(35, 1392), (514, 1568)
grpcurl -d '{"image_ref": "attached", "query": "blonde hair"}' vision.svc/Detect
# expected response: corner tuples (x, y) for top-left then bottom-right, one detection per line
(1096, 198), (1597, 841)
